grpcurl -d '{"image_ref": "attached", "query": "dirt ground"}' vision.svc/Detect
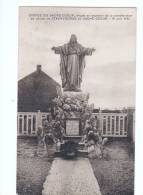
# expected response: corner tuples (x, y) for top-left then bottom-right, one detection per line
(17, 138), (134, 195)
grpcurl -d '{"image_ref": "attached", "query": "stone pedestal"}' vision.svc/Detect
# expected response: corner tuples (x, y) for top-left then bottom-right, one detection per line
(62, 91), (89, 100)
(53, 90), (95, 156)
(53, 90), (93, 133)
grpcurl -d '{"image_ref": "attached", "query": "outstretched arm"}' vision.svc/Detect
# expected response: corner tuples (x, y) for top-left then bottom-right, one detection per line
(83, 47), (96, 55)
(51, 46), (62, 54)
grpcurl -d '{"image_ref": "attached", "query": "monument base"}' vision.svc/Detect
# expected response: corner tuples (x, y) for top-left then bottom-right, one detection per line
(62, 91), (89, 100)
(63, 87), (82, 92)
(53, 90), (93, 157)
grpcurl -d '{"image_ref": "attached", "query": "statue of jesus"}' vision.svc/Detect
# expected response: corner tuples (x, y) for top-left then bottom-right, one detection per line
(52, 34), (95, 92)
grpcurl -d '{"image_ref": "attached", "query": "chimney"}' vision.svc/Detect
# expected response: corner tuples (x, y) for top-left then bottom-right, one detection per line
(37, 65), (42, 72)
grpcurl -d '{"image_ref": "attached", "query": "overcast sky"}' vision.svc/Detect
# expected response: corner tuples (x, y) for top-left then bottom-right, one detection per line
(18, 7), (136, 108)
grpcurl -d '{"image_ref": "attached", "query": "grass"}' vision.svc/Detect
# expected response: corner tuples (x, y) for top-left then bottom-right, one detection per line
(17, 138), (134, 195)
(90, 140), (134, 195)
(17, 139), (53, 195)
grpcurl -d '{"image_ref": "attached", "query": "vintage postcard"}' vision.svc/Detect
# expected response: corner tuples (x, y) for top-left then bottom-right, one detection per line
(17, 6), (136, 195)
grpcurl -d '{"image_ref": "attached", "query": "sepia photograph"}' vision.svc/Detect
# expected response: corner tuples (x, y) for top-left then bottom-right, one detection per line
(17, 6), (136, 195)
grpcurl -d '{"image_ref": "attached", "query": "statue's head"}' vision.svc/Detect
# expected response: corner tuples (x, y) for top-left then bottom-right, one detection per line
(69, 34), (77, 45)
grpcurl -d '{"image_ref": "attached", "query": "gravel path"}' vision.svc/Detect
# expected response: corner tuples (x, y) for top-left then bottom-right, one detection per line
(42, 157), (102, 195)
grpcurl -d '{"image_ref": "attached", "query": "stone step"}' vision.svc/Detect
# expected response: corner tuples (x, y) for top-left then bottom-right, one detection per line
(54, 150), (88, 158)
(78, 150), (88, 157)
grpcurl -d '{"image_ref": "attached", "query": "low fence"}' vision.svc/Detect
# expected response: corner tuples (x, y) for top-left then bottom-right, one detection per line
(17, 110), (134, 138)
(17, 111), (50, 136)
(93, 113), (128, 137)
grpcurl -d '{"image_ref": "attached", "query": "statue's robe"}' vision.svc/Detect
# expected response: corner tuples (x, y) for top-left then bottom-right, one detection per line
(54, 42), (93, 91)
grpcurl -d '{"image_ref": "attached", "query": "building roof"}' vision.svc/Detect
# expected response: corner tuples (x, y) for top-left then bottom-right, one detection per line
(18, 65), (61, 112)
